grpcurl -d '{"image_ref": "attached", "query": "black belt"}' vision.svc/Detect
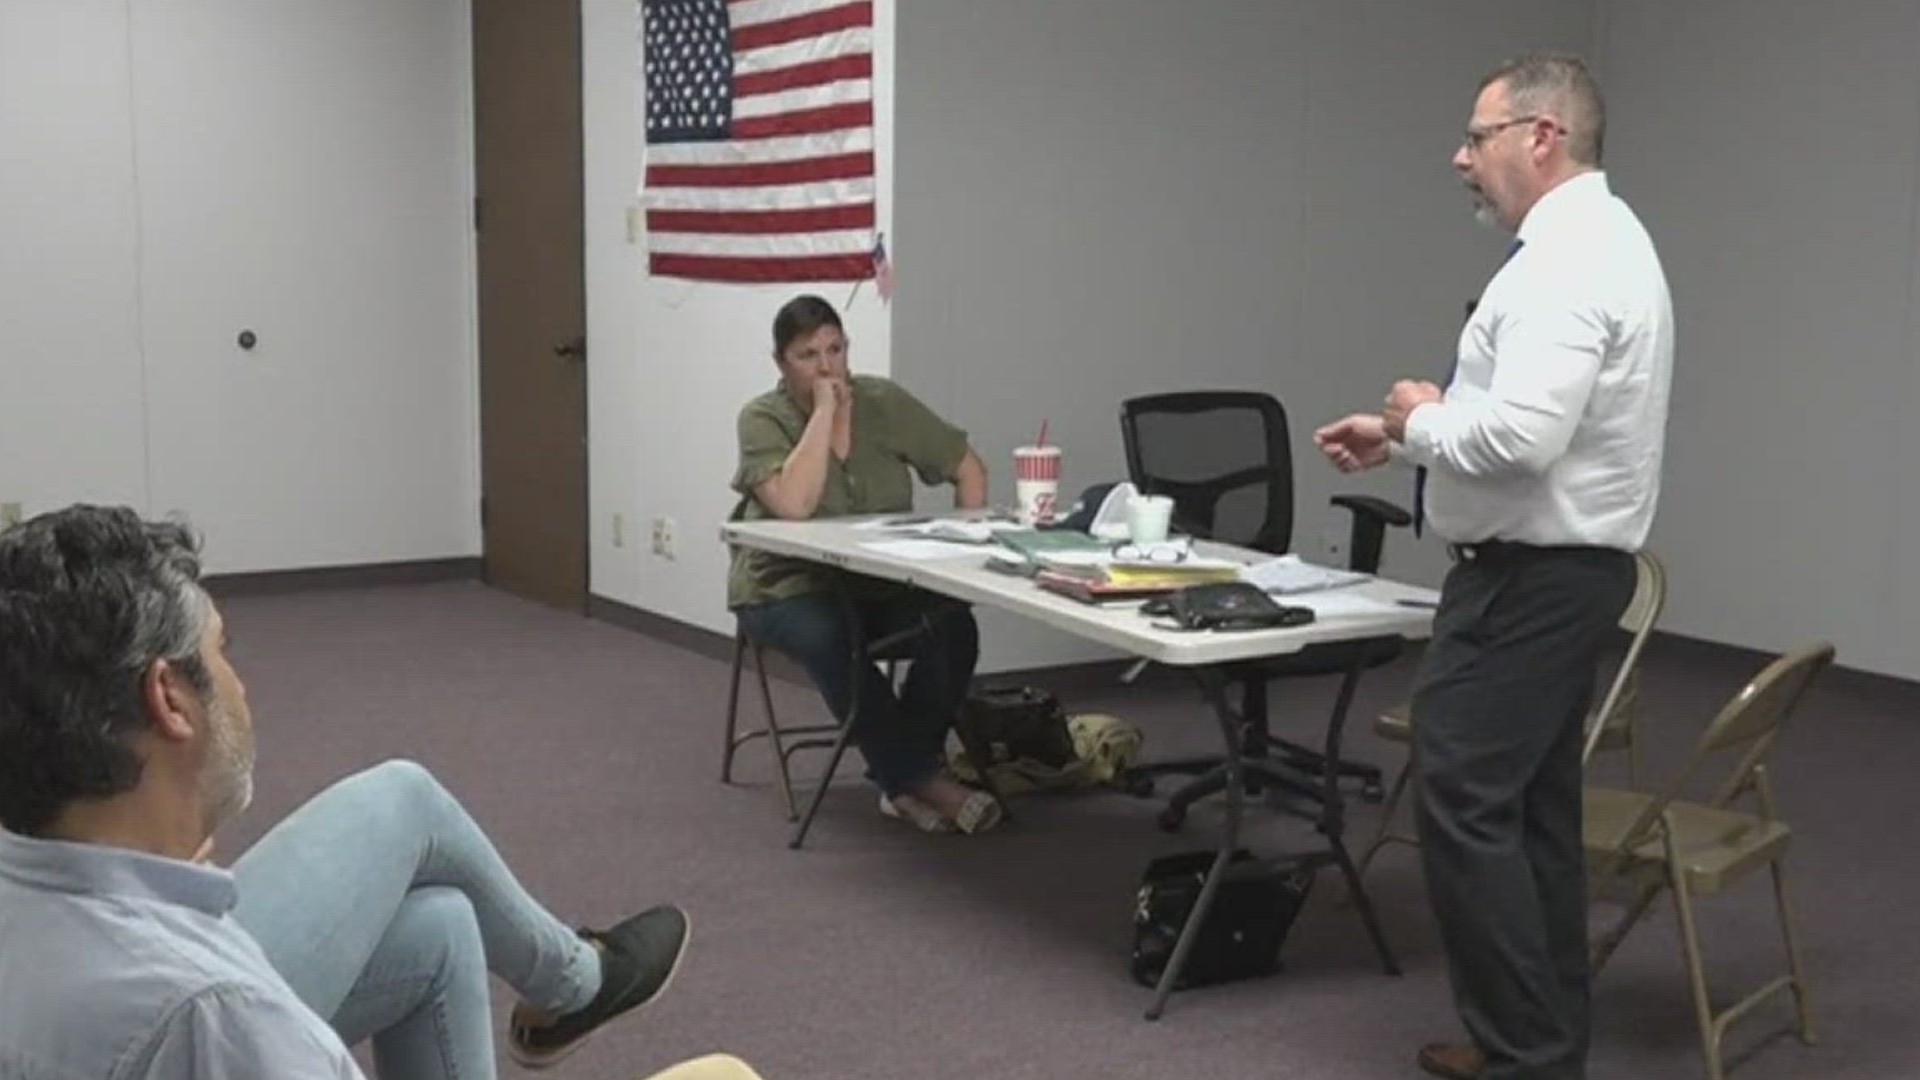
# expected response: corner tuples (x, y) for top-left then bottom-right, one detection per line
(1447, 539), (1622, 563)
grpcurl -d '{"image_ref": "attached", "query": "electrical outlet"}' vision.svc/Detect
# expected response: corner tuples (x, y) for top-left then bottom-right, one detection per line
(0, 502), (22, 529)
(611, 513), (626, 548)
(649, 517), (669, 557)
(1321, 523), (1347, 563)
(659, 517), (677, 560)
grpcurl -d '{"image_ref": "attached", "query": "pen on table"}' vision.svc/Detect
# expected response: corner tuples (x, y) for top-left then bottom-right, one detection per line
(1396, 598), (1440, 609)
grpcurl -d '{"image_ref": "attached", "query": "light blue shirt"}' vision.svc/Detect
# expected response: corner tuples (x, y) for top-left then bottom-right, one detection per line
(0, 831), (361, 1080)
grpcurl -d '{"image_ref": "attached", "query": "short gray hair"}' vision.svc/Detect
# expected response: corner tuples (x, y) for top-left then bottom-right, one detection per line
(1480, 52), (1605, 166)
(0, 505), (213, 833)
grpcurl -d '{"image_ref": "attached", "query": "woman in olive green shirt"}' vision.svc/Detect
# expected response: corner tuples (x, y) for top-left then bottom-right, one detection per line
(729, 295), (1000, 834)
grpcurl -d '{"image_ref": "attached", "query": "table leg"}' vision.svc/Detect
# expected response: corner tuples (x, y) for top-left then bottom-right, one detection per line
(788, 593), (876, 850)
(1145, 666), (1243, 1020)
(1145, 649), (1401, 1016)
(1317, 661), (1400, 976)
(789, 593), (983, 848)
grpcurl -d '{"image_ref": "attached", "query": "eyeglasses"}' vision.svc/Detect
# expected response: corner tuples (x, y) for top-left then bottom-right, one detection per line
(1112, 541), (1189, 564)
(1460, 114), (1561, 152)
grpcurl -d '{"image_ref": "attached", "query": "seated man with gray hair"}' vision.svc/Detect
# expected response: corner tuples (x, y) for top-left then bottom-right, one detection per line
(0, 505), (743, 1079)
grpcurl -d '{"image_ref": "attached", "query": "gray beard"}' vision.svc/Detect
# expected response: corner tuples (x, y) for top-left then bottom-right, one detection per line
(198, 698), (256, 830)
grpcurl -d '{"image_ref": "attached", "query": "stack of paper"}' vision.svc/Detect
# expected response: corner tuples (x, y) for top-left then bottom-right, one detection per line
(1102, 562), (1241, 588)
(1239, 554), (1370, 594)
(859, 538), (989, 561)
(857, 516), (1023, 544)
(1029, 550), (1240, 603)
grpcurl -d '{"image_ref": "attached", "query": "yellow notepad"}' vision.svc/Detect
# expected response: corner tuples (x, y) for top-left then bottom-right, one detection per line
(1104, 564), (1240, 588)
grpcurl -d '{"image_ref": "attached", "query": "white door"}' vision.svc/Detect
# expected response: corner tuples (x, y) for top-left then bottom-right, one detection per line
(131, 0), (477, 573)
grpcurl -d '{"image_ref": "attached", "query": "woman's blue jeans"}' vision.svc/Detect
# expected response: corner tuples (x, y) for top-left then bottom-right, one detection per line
(735, 589), (979, 796)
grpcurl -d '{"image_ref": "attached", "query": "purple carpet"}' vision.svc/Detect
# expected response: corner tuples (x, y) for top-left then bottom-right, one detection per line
(212, 580), (1917, 1080)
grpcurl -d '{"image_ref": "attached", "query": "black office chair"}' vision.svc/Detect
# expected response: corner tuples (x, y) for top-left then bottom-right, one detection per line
(1119, 390), (1412, 828)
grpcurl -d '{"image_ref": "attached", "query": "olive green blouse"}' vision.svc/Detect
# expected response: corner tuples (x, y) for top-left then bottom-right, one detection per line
(727, 375), (969, 608)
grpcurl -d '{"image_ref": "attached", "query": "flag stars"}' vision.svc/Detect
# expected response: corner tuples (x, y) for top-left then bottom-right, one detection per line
(642, 0), (733, 142)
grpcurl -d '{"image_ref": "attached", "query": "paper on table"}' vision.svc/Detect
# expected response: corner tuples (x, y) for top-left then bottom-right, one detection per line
(1240, 554), (1370, 594)
(852, 516), (932, 531)
(1299, 591), (1417, 619)
(860, 539), (988, 560)
(853, 517), (1021, 542)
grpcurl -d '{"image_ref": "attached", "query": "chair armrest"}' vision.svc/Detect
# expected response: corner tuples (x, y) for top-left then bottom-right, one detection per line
(1330, 494), (1413, 527)
(1329, 495), (1412, 574)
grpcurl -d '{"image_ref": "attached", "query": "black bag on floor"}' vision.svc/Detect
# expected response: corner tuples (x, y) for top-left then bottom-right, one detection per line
(958, 685), (1076, 769)
(1129, 849), (1317, 989)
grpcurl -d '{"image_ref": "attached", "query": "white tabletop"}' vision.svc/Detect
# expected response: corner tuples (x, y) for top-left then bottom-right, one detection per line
(722, 516), (1437, 667)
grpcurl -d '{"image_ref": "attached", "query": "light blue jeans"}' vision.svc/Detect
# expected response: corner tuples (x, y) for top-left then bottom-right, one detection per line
(230, 760), (601, 1080)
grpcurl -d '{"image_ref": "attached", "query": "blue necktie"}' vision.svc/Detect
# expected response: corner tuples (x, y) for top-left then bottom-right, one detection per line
(1412, 238), (1525, 538)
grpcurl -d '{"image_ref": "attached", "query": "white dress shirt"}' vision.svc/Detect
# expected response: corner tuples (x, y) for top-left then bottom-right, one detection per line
(1402, 171), (1673, 550)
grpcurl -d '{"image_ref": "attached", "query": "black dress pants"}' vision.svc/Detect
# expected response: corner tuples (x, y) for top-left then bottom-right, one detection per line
(1412, 543), (1635, 1080)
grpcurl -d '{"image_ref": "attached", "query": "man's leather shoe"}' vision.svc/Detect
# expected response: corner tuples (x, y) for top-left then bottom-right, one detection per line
(1416, 1042), (1485, 1080)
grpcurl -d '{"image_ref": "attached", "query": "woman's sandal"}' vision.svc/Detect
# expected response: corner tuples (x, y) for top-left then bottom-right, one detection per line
(952, 790), (1005, 834)
(879, 792), (957, 833)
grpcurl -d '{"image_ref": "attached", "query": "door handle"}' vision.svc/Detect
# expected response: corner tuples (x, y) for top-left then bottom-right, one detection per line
(553, 335), (586, 362)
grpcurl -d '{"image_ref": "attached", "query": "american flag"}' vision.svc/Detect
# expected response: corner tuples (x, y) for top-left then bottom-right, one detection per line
(641, 0), (877, 283)
(871, 231), (893, 301)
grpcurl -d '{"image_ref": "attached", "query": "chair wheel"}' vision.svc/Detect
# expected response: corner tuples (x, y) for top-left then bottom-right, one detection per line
(1156, 806), (1187, 832)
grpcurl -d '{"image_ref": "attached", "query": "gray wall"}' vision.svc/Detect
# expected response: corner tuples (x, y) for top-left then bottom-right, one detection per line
(1597, 0), (1920, 678)
(896, 0), (1597, 670)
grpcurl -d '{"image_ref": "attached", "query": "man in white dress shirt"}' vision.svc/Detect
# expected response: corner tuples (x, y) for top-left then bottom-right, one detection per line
(1315, 53), (1672, 1080)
